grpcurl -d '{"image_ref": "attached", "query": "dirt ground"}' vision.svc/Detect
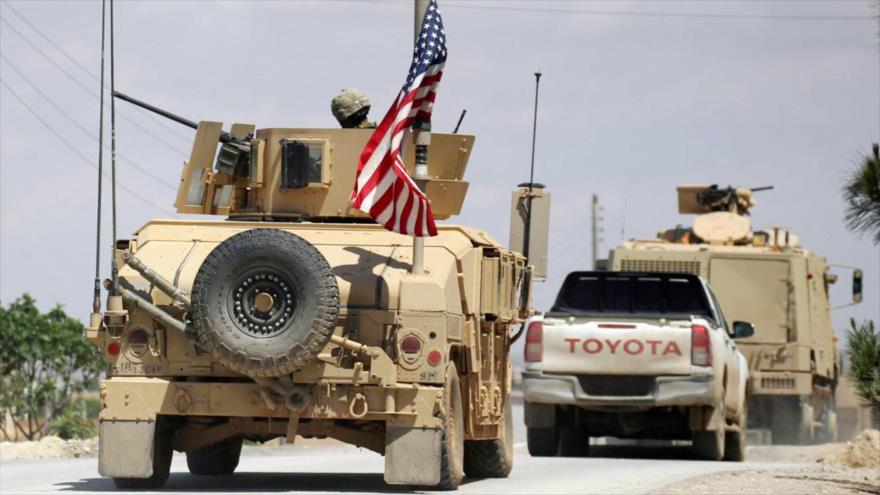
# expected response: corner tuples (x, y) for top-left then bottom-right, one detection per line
(655, 430), (880, 495)
(0, 436), (98, 460)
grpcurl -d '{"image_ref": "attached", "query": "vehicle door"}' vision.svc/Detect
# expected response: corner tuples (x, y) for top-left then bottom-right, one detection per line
(705, 282), (740, 414)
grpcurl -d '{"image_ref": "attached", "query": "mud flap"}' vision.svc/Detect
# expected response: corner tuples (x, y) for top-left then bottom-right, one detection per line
(384, 426), (441, 486)
(98, 420), (156, 478)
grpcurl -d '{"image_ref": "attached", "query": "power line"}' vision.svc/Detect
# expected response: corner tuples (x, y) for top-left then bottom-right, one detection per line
(0, 79), (176, 217)
(0, 17), (190, 158)
(0, 55), (178, 191)
(442, 3), (874, 21)
(2, 1), (192, 145)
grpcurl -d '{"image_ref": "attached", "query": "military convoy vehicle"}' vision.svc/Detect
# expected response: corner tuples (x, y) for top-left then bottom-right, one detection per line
(86, 99), (545, 488)
(608, 185), (863, 444)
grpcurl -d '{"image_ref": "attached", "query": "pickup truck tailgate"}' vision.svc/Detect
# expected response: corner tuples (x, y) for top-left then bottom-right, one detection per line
(539, 319), (692, 375)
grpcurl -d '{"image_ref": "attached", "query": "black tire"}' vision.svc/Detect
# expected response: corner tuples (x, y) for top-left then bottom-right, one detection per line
(464, 397), (513, 478)
(724, 401), (747, 462)
(437, 362), (465, 490)
(191, 228), (340, 377)
(112, 422), (174, 489)
(186, 437), (243, 475)
(527, 425), (558, 457)
(693, 427), (726, 461)
(559, 418), (590, 457)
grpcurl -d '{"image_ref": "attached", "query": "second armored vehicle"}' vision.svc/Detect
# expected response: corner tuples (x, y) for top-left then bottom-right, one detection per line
(608, 185), (863, 444)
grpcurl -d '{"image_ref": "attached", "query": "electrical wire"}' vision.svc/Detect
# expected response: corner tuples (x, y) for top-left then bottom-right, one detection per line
(0, 79), (175, 216)
(0, 55), (177, 190)
(2, 2), (191, 145)
(441, 2), (874, 21)
(0, 17), (190, 157)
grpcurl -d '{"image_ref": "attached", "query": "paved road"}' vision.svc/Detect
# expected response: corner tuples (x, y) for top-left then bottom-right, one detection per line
(0, 402), (806, 495)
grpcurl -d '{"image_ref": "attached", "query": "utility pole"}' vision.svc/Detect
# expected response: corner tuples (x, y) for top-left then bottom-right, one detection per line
(591, 194), (602, 269)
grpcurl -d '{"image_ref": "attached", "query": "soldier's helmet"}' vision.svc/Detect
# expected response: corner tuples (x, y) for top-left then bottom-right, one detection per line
(331, 88), (371, 126)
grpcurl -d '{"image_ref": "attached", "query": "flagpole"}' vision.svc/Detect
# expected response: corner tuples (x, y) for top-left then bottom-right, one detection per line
(411, 0), (430, 275)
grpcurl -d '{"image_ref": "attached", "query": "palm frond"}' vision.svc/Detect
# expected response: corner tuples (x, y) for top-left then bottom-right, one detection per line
(843, 146), (880, 244)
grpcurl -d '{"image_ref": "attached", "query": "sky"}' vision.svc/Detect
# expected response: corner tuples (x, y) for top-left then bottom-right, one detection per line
(1, 0), (878, 349)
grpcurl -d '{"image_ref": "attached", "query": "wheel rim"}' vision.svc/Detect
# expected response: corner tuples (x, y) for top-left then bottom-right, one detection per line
(227, 268), (297, 338)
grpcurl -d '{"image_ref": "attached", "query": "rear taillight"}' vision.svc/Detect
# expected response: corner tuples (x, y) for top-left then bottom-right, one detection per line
(691, 324), (712, 366)
(524, 321), (543, 362)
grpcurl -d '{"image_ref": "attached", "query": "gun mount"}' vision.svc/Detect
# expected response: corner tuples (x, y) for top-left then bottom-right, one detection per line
(669, 184), (776, 245)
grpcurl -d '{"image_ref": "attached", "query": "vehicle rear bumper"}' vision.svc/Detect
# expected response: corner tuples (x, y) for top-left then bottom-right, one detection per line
(522, 371), (715, 408)
(98, 376), (442, 428)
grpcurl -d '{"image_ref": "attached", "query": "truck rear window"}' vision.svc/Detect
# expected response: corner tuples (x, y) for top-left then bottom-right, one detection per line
(551, 271), (712, 319)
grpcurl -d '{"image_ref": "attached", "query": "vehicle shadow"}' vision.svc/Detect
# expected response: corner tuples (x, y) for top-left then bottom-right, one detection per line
(56, 472), (417, 493)
(587, 443), (699, 461)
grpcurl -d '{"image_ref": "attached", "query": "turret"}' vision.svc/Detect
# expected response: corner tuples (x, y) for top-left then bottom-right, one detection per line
(114, 92), (474, 221)
(661, 184), (793, 247)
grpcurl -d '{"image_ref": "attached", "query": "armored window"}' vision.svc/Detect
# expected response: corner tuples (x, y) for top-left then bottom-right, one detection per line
(281, 139), (325, 189)
(184, 168), (207, 206)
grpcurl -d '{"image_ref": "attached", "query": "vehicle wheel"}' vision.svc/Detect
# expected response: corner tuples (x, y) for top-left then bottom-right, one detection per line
(112, 422), (174, 489)
(464, 397), (513, 478)
(800, 403), (815, 444)
(191, 228), (340, 378)
(558, 416), (590, 457)
(693, 427), (725, 461)
(186, 437), (243, 475)
(724, 408), (746, 462)
(825, 410), (837, 443)
(436, 362), (465, 490)
(527, 425), (558, 457)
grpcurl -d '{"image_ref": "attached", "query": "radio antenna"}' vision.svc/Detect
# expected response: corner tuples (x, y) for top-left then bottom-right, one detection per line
(90, 0), (107, 325)
(109, 0), (119, 295)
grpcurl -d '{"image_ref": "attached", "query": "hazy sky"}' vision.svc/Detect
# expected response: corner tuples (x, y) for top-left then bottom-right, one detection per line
(1, 0), (878, 345)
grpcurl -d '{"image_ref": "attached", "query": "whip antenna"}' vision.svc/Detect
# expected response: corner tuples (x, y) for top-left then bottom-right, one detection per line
(109, 0), (119, 295)
(522, 71), (542, 262)
(92, 0), (107, 317)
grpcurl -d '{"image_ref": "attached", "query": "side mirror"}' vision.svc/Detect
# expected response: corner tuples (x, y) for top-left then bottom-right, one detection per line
(853, 269), (863, 304)
(732, 321), (755, 339)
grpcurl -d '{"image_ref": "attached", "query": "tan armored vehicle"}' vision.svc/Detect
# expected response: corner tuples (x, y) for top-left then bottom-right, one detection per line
(86, 99), (544, 488)
(608, 185), (863, 444)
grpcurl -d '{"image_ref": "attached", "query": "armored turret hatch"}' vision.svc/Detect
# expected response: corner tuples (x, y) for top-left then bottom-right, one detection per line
(175, 122), (474, 220)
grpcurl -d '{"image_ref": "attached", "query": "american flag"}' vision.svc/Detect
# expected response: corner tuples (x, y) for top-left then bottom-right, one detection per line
(350, 0), (447, 237)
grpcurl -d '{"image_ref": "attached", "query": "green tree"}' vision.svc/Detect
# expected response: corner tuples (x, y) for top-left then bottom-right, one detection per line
(0, 294), (105, 440)
(842, 145), (880, 244)
(845, 318), (880, 425)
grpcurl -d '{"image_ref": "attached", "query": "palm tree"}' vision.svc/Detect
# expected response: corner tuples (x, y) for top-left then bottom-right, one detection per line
(843, 144), (880, 244)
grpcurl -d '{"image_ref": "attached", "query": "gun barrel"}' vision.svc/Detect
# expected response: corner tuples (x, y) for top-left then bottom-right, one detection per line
(113, 91), (198, 130)
(750, 186), (775, 192)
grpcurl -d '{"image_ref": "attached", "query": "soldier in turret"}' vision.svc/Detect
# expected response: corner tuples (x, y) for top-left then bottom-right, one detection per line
(331, 88), (376, 129)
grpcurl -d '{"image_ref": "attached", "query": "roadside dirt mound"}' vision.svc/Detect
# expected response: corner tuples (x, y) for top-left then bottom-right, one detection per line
(0, 436), (98, 460)
(828, 429), (880, 469)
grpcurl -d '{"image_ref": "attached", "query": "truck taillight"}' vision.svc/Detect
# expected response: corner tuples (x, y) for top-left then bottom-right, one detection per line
(691, 324), (712, 367)
(524, 321), (543, 362)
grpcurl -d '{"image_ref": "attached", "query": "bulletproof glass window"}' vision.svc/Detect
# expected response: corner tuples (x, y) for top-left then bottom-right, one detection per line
(184, 168), (207, 206)
(281, 139), (323, 189)
(212, 185), (234, 208)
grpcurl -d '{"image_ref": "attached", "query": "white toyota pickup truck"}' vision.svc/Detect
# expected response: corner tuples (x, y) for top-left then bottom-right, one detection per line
(522, 271), (753, 461)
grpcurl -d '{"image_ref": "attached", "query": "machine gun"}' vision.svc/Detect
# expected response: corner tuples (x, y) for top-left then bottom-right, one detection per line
(113, 91), (251, 176)
(695, 184), (774, 215)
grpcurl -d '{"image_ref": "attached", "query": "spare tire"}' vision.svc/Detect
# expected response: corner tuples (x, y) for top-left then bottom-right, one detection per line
(191, 228), (339, 377)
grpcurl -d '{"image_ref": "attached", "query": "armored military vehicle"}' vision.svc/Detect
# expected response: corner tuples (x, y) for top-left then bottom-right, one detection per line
(85, 96), (546, 488)
(608, 184), (863, 444)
